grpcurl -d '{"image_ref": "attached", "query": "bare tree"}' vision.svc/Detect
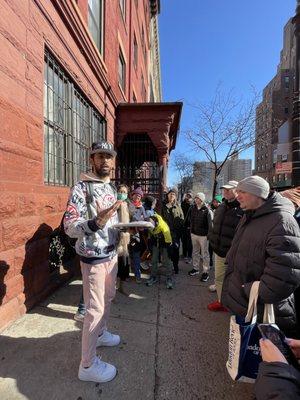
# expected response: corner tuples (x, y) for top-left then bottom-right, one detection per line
(185, 84), (263, 198)
(171, 153), (194, 199)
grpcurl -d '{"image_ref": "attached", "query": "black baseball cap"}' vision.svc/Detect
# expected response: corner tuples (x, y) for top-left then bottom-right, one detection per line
(90, 141), (117, 157)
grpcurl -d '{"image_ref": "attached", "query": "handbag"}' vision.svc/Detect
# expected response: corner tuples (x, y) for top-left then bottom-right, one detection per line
(226, 281), (276, 383)
(49, 217), (77, 272)
(49, 182), (94, 271)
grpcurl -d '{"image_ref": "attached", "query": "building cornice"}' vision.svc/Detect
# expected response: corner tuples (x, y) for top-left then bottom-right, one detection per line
(152, 16), (162, 100)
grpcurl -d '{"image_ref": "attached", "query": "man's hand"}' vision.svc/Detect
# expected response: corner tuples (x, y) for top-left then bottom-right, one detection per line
(286, 339), (300, 359)
(259, 338), (288, 364)
(95, 200), (122, 227)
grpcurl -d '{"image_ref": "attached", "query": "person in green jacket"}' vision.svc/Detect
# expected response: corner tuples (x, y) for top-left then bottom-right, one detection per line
(146, 213), (174, 289)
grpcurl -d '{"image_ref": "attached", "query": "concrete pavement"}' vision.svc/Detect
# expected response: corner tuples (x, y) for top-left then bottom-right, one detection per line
(0, 260), (254, 400)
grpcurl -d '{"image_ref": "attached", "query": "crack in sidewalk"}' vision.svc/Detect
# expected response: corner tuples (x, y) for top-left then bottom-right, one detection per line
(110, 314), (158, 326)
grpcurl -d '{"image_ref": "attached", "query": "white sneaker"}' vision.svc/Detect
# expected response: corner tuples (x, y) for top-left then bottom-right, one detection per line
(96, 330), (121, 347)
(209, 284), (216, 293)
(78, 357), (117, 383)
(74, 312), (85, 322)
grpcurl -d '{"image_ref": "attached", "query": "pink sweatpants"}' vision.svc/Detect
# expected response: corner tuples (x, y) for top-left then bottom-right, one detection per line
(80, 256), (118, 368)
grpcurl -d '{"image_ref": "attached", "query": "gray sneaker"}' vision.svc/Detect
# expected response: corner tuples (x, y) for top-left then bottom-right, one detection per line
(146, 276), (158, 286)
(74, 312), (85, 322)
(166, 278), (173, 290)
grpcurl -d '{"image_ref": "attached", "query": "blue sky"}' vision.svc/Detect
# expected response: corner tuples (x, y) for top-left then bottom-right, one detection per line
(159, 0), (296, 185)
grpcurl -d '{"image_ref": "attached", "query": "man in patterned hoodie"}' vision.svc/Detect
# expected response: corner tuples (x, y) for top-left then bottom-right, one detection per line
(64, 141), (122, 383)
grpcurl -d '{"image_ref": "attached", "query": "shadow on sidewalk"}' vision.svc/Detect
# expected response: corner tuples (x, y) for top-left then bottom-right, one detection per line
(16, 221), (82, 321)
(30, 276), (151, 322)
(31, 281), (83, 321)
(0, 330), (86, 400)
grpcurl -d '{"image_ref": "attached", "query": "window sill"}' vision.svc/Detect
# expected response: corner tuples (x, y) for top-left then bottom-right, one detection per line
(118, 83), (127, 101)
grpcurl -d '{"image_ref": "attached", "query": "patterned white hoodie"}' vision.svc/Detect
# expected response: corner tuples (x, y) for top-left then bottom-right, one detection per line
(63, 172), (119, 263)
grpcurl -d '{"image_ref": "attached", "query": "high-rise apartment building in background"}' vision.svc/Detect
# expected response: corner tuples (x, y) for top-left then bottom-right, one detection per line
(192, 154), (252, 201)
(255, 19), (295, 188)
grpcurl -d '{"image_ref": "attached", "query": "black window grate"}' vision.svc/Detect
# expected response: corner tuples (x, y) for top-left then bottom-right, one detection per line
(44, 50), (106, 186)
(112, 133), (160, 195)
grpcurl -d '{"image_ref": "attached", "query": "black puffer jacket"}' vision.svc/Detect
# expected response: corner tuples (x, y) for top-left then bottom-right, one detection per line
(255, 362), (300, 400)
(208, 199), (243, 257)
(294, 209), (300, 337)
(221, 192), (300, 336)
(190, 205), (211, 236)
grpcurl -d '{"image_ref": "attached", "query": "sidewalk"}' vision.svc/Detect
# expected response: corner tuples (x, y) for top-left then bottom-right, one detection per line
(0, 260), (253, 400)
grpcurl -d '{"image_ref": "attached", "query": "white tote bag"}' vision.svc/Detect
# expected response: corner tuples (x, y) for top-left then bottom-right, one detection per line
(226, 281), (276, 383)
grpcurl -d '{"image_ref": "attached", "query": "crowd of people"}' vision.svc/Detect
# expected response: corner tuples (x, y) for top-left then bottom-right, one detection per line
(63, 140), (300, 398)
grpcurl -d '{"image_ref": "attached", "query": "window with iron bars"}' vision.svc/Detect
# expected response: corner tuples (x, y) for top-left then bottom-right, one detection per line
(44, 50), (106, 186)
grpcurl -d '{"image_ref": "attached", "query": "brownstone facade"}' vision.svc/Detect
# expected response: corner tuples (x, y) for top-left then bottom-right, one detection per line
(0, 0), (181, 330)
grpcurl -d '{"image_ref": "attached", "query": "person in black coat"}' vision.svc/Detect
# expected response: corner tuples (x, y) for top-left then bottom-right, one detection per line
(188, 192), (212, 282)
(161, 188), (184, 274)
(221, 176), (300, 337)
(255, 338), (300, 399)
(207, 181), (243, 311)
(181, 191), (193, 262)
(281, 187), (300, 338)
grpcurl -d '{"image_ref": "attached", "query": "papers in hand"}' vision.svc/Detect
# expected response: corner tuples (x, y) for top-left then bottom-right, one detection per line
(113, 221), (155, 229)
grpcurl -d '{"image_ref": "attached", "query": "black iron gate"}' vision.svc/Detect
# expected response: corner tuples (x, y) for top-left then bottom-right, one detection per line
(113, 133), (160, 195)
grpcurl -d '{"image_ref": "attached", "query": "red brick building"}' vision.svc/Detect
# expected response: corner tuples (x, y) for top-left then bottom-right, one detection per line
(0, 0), (182, 330)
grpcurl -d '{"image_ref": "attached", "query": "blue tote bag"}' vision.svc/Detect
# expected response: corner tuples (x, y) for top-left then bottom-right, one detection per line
(226, 281), (276, 383)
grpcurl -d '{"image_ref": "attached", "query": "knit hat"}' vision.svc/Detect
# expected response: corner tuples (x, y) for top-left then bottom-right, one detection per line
(195, 192), (205, 202)
(131, 187), (144, 197)
(214, 194), (222, 203)
(237, 176), (270, 200)
(220, 180), (238, 190)
(167, 187), (178, 195)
